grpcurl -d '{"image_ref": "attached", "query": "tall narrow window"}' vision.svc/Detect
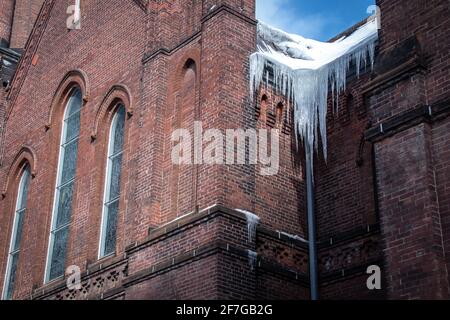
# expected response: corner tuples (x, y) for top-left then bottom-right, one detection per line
(99, 105), (125, 258)
(45, 88), (82, 282)
(2, 166), (31, 300)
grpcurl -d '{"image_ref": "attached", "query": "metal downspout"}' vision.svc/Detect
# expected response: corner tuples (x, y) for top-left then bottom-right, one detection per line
(305, 141), (318, 300)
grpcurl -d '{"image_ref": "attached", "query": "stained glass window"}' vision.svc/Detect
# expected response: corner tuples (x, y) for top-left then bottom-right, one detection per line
(2, 166), (31, 300)
(99, 105), (125, 257)
(46, 88), (82, 282)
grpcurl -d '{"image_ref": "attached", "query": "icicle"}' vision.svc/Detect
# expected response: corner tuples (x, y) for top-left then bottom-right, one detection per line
(279, 231), (309, 244)
(250, 19), (378, 172)
(248, 250), (258, 271)
(235, 209), (261, 243)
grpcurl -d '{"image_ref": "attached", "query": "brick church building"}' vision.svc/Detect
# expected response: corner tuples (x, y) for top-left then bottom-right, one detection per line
(0, 0), (449, 300)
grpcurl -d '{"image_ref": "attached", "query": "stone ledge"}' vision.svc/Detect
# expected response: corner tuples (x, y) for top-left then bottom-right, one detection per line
(31, 255), (128, 300)
(125, 239), (310, 290)
(142, 4), (257, 65)
(142, 31), (201, 64)
(125, 205), (246, 254)
(124, 240), (250, 287)
(258, 257), (309, 286)
(365, 98), (450, 142)
(258, 226), (308, 250)
(86, 253), (128, 276)
(318, 224), (381, 249)
(201, 4), (257, 26)
(320, 258), (384, 284)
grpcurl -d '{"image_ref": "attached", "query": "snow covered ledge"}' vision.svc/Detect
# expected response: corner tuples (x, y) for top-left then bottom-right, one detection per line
(250, 18), (379, 166)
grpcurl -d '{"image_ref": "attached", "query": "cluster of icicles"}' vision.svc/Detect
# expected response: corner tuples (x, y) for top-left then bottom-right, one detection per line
(250, 18), (379, 168)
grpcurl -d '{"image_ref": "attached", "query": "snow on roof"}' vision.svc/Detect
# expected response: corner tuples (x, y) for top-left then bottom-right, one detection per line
(250, 18), (378, 168)
(255, 19), (378, 71)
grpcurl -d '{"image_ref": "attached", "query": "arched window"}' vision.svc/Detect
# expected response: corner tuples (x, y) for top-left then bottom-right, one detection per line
(276, 102), (284, 126)
(45, 88), (83, 282)
(2, 166), (31, 300)
(99, 105), (125, 258)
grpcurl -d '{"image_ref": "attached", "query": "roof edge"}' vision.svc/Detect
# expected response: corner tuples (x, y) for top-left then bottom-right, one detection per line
(328, 18), (371, 43)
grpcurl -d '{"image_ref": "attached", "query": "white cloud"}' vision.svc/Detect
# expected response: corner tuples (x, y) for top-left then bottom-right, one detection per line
(256, 0), (338, 40)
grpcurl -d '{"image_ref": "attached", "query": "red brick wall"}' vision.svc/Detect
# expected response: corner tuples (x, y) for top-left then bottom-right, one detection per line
(126, 256), (220, 300)
(321, 274), (386, 300)
(0, 0), (15, 46)
(433, 118), (450, 282)
(0, 0), (309, 300)
(0, 89), (5, 140)
(374, 124), (449, 299)
(9, 0), (45, 49)
(1, 0), (450, 301)
(254, 90), (307, 237)
(195, 4), (257, 214)
(0, 0), (147, 299)
(316, 76), (377, 239)
(364, 0), (450, 299)
(257, 272), (309, 300)
(28, 207), (309, 300)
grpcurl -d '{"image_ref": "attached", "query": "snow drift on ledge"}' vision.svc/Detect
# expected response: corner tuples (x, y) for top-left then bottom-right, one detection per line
(250, 18), (378, 168)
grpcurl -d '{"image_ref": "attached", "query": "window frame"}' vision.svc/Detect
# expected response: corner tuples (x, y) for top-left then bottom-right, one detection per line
(2, 165), (31, 300)
(44, 87), (83, 283)
(98, 104), (126, 259)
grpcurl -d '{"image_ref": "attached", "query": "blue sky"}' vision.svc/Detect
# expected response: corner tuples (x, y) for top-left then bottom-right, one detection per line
(256, 0), (375, 41)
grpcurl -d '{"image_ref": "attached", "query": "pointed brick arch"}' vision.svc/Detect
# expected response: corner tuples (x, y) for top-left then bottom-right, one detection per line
(173, 49), (201, 93)
(91, 84), (133, 141)
(1, 146), (37, 199)
(46, 69), (90, 130)
(161, 53), (201, 219)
